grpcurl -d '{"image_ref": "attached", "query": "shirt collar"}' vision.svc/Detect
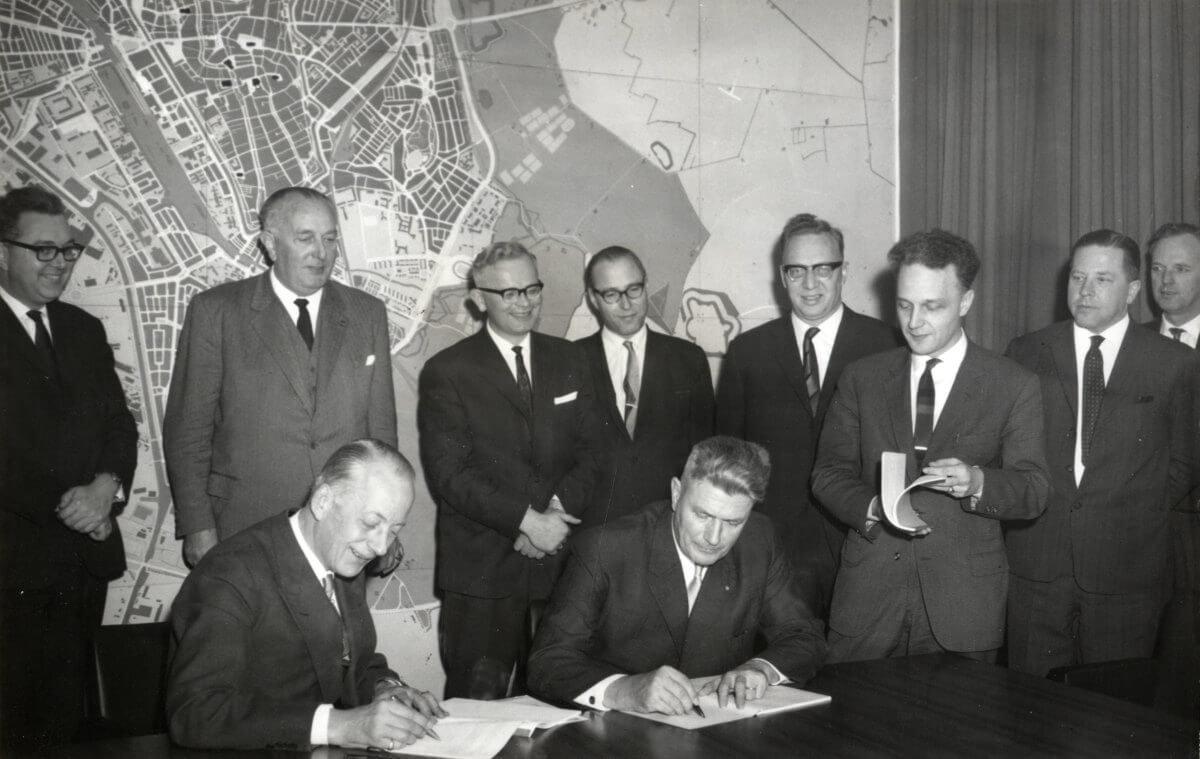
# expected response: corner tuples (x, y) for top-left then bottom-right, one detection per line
(791, 304), (844, 343)
(600, 324), (647, 354)
(289, 511), (330, 582)
(1072, 314), (1130, 352)
(270, 267), (324, 310)
(1163, 311), (1200, 337)
(485, 321), (532, 353)
(0, 284), (39, 322)
(910, 328), (968, 373)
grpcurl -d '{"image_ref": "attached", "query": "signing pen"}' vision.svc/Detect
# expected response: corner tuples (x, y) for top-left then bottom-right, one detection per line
(691, 702), (706, 719)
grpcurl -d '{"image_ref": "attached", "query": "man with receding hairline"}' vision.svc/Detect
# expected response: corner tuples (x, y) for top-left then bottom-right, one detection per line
(1006, 229), (1198, 676)
(1146, 222), (1200, 349)
(418, 240), (604, 699)
(716, 213), (898, 617)
(168, 439), (444, 751)
(576, 245), (713, 526)
(164, 186), (397, 567)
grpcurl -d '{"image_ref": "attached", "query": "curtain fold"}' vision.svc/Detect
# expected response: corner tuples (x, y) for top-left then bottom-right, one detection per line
(901, 0), (1200, 351)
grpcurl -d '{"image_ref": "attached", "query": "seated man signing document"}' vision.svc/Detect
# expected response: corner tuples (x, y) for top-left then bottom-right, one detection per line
(527, 436), (826, 714)
(168, 439), (444, 751)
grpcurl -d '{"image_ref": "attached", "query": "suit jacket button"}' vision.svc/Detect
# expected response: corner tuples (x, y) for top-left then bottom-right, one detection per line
(1072, 501), (1082, 511)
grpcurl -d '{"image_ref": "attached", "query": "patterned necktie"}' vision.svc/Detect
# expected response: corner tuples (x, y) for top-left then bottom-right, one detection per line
(295, 298), (314, 351)
(686, 564), (704, 615)
(1081, 335), (1105, 466)
(913, 357), (941, 465)
(623, 340), (640, 436)
(802, 327), (821, 414)
(27, 310), (57, 375)
(322, 574), (351, 665)
(513, 345), (533, 413)
(1169, 327), (1184, 342)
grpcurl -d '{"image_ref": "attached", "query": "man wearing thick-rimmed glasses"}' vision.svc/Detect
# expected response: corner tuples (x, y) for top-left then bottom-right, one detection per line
(417, 240), (603, 699)
(716, 213), (898, 619)
(575, 245), (713, 527)
(0, 185), (137, 753)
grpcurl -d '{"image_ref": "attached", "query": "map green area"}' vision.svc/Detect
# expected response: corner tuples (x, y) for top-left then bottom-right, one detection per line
(0, 0), (894, 665)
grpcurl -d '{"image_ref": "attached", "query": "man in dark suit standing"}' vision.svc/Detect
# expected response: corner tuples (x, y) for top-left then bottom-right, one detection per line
(1006, 229), (1197, 676)
(528, 436), (825, 714)
(1146, 222), (1200, 349)
(168, 439), (444, 751)
(813, 229), (1049, 663)
(418, 241), (603, 699)
(576, 246), (713, 526)
(716, 213), (898, 616)
(0, 186), (137, 753)
(164, 186), (397, 567)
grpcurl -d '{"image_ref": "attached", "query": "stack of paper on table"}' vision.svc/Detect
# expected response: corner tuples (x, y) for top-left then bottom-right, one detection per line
(389, 696), (585, 758)
(626, 680), (831, 730)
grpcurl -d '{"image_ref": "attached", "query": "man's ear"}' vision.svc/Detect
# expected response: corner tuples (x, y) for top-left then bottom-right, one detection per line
(670, 477), (681, 511)
(310, 483), (333, 520)
(259, 232), (276, 265)
(467, 288), (486, 314)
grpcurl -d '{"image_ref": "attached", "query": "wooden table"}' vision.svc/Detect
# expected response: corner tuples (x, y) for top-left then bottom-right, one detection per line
(45, 654), (1198, 758)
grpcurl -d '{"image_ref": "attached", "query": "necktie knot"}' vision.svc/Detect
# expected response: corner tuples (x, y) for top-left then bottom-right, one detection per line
(925, 357), (941, 372)
(294, 298), (314, 350)
(1169, 327), (1184, 342)
(1089, 335), (1104, 350)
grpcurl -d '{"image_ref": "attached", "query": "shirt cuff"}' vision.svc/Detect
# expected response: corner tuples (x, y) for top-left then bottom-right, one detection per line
(750, 658), (789, 685)
(575, 674), (624, 711)
(865, 495), (882, 533)
(311, 703), (332, 746)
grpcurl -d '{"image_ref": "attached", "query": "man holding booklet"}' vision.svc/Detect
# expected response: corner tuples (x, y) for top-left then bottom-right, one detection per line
(527, 436), (826, 715)
(812, 229), (1049, 664)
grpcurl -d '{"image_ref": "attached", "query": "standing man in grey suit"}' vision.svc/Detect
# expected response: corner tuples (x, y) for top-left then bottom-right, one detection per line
(1146, 222), (1200, 349)
(418, 241), (603, 699)
(576, 246), (713, 526)
(813, 229), (1049, 663)
(716, 213), (898, 617)
(1006, 229), (1197, 676)
(164, 187), (397, 566)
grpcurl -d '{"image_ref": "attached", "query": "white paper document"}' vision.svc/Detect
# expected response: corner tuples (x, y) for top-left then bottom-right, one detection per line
(388, 696), (585, 759)
(625, 680), (831, 730)
(880, 451), (946, 532)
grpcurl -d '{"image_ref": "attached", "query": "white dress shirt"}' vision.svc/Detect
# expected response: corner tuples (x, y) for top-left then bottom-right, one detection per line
(270, 268), (324, 333)
(907, 329), (969, 433)
(600, 324), (647, 415)
(791, 305), (844, 388)
(0, 285), (50, 342)
(485, 322), (533, 385)
(1072, 315), (1129, 484)
(1160, 312), (1200, 349)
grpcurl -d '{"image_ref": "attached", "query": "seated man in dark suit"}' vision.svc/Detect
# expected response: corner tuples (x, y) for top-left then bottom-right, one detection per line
(168, 439), (444, 751)
(527, 436), (826, 715)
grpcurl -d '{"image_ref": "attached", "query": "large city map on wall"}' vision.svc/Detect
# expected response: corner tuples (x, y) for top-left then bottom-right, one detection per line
(0, 0), (894, 676)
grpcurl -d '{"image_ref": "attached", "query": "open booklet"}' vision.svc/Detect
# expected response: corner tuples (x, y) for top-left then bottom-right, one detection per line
(880, 451), (946, 533)
(388, 696), (585, 759)
(625, 679), (831, 730)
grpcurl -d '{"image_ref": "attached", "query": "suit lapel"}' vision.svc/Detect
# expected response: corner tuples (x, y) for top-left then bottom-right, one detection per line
(1094, 325), (1145, 432)
(582, 333), (626, 436)
(1049, 323), (1078, 420)
(928, 342), (983, 458)
(3, 299), (51, 376)
(883, 351), (914, 476)
(681, 550), (737, 667)
(647, 512), (688, 660)
(635, 332), (668, 441)
(315, 283), (348, 401)
(268, 515), (345, 703)
(821, 310), (858, 420)
(769, 317), (812, 416)
(249, 273), (314, 415)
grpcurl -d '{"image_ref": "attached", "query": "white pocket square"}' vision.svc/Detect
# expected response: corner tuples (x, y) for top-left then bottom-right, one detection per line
(554, 391), (578, 405)
(365, 354), (376, 366)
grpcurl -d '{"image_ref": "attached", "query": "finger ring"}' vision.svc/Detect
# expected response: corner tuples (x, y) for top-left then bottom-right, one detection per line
(387, 738), (395, 751)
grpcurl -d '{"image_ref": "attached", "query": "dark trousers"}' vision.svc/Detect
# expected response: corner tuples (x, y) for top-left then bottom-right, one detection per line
(439, 591), (534, 699)
(1007, 573), (1165, 677)
(0, 564), (106, 756)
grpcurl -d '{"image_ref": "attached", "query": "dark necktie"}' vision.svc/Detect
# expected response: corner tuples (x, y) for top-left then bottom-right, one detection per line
(913, 357), (941, 464)
(1169, 327), (1184, 342)
(513, 345), (533, 413)
(623, 340), (640, 436)
(295, 298), (314, 351)
(802, 327), (821, 414)
(322, 574), (351, 666)
(27, 310), (57, 375)
(1081, 335), (1105, 466)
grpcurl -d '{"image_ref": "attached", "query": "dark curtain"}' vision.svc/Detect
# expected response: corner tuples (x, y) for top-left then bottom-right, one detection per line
(901, 0), (1200, 352)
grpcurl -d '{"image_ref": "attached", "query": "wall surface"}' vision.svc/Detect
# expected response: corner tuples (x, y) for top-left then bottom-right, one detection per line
(0, 0), (895, 688)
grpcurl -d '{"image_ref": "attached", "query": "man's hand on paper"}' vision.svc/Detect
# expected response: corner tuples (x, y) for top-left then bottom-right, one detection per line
(327, 699), (437, 751)
(923, 458), (982, 500)
(373, 680), (448, 722)
(698, 660), (771, 709)
(604, 665), (701, 715)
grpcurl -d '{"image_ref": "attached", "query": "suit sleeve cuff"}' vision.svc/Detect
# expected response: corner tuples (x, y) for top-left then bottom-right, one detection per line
(311, 704), (332, 745)
(750, 658), (789, 685)
(576, 674), (624, 711)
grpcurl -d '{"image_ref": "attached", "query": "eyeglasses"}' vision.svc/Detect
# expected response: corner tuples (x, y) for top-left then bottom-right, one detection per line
(592, 282), (645, 304)
(781, 261), (843, 282)
(474, 281), (544, 303)
(2, 239), (87, 262)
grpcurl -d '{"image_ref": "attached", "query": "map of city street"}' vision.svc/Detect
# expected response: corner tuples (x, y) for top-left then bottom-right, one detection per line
(0, 0), (895, 682)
